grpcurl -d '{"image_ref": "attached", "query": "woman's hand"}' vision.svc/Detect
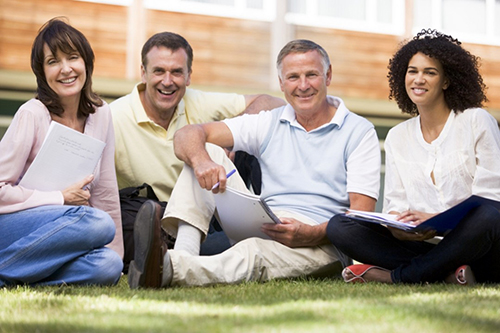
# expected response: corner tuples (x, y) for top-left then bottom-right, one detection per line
(388, 226), (436, 241)
(62, 175), (93, 206)
(388, 209), (438, 241)
(396, 210), (437, 226)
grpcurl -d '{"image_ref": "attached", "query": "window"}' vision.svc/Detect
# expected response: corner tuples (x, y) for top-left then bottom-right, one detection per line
(413, 0), (500, 45)
(78, 0), (272, 20)
(286, 0), (405, 35)
(78, 0), (133, 5)
(496, 0), (500, 36)
(145, 0), (275, 21)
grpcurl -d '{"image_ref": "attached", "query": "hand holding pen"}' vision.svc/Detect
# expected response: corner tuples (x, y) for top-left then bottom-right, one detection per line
(211, 168), (236, 192)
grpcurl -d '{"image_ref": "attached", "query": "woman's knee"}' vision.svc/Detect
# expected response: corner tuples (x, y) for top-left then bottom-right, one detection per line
(74, 207), (116, 247)
(464, 204), (500, 232)
(88, 248), (123, 285)
(65, 206), (116, 249)
(326, 214), (351, 245)
(479, 204), (500, 222)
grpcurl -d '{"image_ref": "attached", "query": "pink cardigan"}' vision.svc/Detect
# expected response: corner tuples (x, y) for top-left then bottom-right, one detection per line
(0, 99), (123, 257)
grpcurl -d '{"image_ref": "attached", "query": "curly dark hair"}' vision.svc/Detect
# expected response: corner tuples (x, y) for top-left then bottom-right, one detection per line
(388, 29), (487, 116)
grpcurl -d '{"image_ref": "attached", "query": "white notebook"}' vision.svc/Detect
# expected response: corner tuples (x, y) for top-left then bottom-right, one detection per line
(214, 186), (281, 244)
(19, 121), (106, 191)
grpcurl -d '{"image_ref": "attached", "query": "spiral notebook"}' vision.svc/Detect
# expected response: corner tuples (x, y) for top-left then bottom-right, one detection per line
(214, 186), (281, 244)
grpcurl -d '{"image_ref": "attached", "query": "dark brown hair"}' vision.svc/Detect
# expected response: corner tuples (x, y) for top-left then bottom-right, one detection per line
(30, 17), (102, 117)
(141, 32), (193, 73)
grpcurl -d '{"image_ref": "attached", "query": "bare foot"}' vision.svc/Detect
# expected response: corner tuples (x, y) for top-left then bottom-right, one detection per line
(343, 266), (393, 283)
(444, 265), (476, 285)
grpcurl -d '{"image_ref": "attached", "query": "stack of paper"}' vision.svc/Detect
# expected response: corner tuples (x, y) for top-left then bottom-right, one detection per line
(19, 121), (106, 191)
(346, 195), (500, 236)
(346, 210), (414, 231)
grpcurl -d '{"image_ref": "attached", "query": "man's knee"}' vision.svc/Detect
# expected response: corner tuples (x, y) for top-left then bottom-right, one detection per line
(205, 143), (228, 161)
(231, 238), (266, 262)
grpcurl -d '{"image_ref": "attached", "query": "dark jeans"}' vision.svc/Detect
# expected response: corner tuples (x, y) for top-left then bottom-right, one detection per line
(327, 204), (500, 283)
(200, 222), (231, 255)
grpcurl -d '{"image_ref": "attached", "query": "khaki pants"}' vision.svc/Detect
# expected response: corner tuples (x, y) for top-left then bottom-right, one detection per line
(162, 143), (346, 287)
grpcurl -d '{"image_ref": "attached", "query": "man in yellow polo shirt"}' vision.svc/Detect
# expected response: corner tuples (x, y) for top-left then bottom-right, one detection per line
(110, 32), (285, 271)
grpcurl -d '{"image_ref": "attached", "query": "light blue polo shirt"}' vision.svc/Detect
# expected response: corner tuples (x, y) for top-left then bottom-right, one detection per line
(224, 96), (380, 224)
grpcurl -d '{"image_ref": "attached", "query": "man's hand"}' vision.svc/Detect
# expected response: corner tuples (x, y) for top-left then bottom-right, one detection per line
(193, 160), (228, 193)
(261, 218), (328, 248)
(242, 94), (286, 115)
(62, 175), (93, 206)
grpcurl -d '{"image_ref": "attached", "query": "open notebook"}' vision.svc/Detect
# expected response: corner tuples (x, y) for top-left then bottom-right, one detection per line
(214, 186), (281, 244)
(346, 195), (500, 236)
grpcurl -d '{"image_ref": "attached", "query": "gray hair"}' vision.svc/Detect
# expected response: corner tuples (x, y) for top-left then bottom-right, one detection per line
(276, 39), (330, 79)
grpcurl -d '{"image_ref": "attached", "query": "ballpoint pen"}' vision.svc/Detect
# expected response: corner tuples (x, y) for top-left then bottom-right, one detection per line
(211, 168), (236, 190)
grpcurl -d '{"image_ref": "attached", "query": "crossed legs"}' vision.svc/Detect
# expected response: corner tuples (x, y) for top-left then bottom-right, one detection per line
(0, 205), (122, 287)
(327, 205), (500, 284)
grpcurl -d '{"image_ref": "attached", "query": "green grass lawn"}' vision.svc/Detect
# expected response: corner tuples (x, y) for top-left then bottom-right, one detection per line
(1, 276), (499, 332)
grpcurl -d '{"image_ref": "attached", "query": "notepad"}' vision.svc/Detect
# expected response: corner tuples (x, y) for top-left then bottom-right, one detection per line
(214, 186), (281, 244)
(19, 121), (106, 191)
(346, 195), (500, 236)
(346, 210), (414, 231)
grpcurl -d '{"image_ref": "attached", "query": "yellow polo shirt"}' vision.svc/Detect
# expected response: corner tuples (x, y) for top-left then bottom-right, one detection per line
(110, 83), (245, 201)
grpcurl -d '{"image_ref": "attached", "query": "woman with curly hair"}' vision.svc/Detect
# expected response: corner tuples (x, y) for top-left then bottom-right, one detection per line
(326, 29), (500, 285)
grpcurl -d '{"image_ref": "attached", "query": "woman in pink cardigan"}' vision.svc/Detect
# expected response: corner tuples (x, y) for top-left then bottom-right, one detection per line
(0, 18), (123, 287)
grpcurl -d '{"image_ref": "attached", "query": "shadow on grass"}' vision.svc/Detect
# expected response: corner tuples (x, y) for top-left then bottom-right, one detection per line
(2, 277), (500, 332)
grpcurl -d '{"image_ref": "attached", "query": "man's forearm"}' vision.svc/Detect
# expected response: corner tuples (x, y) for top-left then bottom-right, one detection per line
(173, 124), (209, 167)
(243, 94), (286, 115)
(310, 222), (331, 247)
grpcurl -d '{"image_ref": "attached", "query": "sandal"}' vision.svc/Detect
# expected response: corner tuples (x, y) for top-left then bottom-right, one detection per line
(446, 265), (476, 286)
(342, 264), (390, 283)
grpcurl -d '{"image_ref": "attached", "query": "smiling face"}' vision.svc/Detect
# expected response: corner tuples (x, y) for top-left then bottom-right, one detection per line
(43, 43), (86, 104)
(278, 50), (331, 116)
(405, 52), (449, 110)
(141, 46), (191, 118)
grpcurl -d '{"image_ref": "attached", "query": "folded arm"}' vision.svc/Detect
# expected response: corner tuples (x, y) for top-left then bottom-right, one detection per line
(174, 122), (235, 192)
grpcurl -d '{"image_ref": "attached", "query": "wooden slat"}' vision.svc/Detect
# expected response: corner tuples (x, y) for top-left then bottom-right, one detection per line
(1, 0), (500, 115)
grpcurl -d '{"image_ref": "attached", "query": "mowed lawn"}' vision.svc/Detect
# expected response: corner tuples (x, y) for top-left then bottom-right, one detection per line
(1, 276), (500, 333)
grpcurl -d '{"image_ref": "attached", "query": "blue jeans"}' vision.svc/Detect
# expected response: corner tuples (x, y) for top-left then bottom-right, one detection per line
(0, 205), (123, 287)
(327, 204), (500, 283)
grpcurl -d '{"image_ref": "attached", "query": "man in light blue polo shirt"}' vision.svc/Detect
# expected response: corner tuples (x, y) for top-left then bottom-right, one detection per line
(128, 39), (381, 288)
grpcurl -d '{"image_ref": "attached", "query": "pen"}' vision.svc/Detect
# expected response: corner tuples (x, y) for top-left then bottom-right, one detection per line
(211, 168), (236, 190)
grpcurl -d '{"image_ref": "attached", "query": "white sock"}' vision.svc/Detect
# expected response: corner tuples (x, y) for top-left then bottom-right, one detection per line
(161, 251), (173, 287)
(174, 220), (202, 256)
